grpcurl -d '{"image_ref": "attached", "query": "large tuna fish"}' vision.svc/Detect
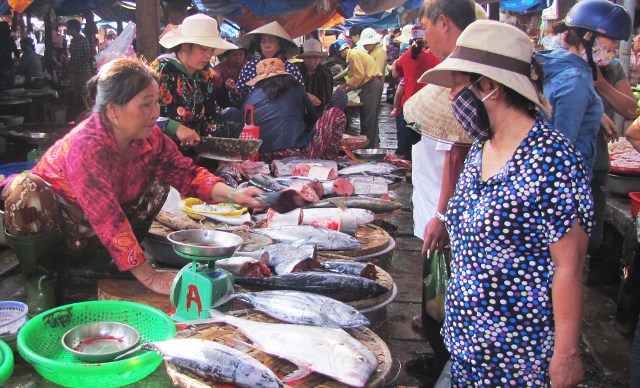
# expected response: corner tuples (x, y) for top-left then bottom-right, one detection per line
(116, 338), (282, 388)
(229, 290), (370, 328)
(235, 272), (389, 302)
(250, 225), (361, 250)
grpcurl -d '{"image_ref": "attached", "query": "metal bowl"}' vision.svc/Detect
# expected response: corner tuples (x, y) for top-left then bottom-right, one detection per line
(166, 229), (243, 258)
(608, 173), (640, 196)
(353, 148), (387, 161)
(61, 322), (140, 363)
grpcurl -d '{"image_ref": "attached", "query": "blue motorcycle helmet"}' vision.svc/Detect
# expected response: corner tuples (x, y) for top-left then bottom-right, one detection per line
(563, 0), (632, 80)
(564, 0), (631, 41)
(329, 39), (347, 57)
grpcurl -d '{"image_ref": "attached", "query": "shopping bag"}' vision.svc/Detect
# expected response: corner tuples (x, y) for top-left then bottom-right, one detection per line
(95, 23), (137, 69)
(423, 250), (449, 322)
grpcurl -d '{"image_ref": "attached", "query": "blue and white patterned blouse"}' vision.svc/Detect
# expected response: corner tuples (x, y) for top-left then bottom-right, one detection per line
(443, 118), (593, 371)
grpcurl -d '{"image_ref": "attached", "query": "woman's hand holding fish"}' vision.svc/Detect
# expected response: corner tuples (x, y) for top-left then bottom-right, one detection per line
(130, 261), (177, 295)
(212, 184), (265, 210)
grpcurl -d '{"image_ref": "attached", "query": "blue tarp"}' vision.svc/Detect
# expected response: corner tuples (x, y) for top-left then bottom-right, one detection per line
(500, 0), (547, 13)
(342, 11), (401, 30)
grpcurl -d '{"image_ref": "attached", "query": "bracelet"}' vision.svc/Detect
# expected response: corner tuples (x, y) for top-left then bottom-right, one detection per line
(228, 188), (238, 205)
(434, 211), (446, 223)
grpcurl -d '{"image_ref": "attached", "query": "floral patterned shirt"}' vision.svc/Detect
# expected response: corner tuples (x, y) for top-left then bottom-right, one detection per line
(443, 118), (593, 370)
(152, 55), (224, 137)
(31, 113), (224, 271)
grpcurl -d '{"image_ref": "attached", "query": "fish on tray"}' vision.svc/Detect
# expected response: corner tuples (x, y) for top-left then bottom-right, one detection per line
(235, 272), (389, 302)
(207, 290), (370, 328)
(338, 162), (403, 176)
(206, 312), (378, 387)
(116, 338), (282, 388)
(321, 260), (378, 280)
(258, 243), (321, 274)
(305, 196), (402, 214)
(250, 225), (361, 251)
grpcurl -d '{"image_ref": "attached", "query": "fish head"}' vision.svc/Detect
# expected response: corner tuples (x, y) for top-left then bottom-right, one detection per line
(329, 341), (378, 387)
(322, 301), (370, 328)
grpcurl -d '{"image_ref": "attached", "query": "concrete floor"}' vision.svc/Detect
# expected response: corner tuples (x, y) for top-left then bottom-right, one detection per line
(0, 90), (635, 387)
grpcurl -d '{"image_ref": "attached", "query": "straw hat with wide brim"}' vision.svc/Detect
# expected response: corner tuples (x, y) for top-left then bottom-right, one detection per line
(394, 24), (413, 45)
(419, 20), (549, 115)
(297, 38), (328, 58)
(403, 84), (473, 145)
(240, 21), (299, 58)
(245, 58), (292, 86)
(159, 14), (238, 56)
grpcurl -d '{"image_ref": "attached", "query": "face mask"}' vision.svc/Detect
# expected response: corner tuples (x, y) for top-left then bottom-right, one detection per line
(582, 41), (618, 66)
(451, 78), (497, 143)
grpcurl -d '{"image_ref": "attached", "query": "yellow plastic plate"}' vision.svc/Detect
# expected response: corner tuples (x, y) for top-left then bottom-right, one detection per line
(182, 198), (247, 220)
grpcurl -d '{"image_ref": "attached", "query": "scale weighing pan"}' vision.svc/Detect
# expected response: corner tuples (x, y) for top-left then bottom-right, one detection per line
(167, 229), (243, 258)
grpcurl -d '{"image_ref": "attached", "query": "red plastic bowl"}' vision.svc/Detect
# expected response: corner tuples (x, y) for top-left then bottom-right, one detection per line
(629, 192), (640, 219)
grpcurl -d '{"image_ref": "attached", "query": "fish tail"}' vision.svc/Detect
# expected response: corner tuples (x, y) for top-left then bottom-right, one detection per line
(281, 364), (314, 384)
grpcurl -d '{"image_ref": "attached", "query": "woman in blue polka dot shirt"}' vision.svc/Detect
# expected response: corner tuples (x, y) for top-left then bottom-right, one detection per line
(421, 21), (593, 387)
(227, 21), (304, 104)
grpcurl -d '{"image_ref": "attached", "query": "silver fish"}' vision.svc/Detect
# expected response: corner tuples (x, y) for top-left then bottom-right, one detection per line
(338, 162), (401, 176)
(250, 225), (361, 250)
(209, 313), (378, 387)
(259, 243), (320, 274)
(234, 272), (389, 302)
(321, 260), (378, 280)
(117, 338), (282, 388)
(304, 196), (402, 214)
(229, 290), (370, 328)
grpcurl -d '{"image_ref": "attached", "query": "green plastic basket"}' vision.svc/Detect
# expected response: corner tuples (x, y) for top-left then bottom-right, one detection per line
(17, 300), (176, 387)
(0, 339), (14, 385)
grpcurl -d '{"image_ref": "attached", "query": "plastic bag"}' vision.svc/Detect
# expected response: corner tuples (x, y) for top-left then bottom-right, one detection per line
(95, 23), (137, 69)
(423, 250), (449, 322)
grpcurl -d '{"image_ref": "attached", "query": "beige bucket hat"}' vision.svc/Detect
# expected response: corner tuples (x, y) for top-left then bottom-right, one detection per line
(159, 14), (238, 56)
(394, 24), (413, 45)
(419, 20), (549, 115)
(297, 38), (328, 58)
(241, 21), (299, 58)
(245, 58), (292, 86)
(403, 84), (473, 145)
(358, 27), (382, 46)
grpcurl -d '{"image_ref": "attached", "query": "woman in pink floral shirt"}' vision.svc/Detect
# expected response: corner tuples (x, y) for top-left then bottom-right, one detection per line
(1, 57), (264, 313)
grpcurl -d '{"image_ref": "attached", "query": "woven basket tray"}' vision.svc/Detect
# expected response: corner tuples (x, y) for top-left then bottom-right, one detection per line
(195, 137), (262, 162)
(166, 311), (392, 388)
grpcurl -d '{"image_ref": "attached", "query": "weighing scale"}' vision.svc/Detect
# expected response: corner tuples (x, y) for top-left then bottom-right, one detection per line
(167, 230), (241, 322)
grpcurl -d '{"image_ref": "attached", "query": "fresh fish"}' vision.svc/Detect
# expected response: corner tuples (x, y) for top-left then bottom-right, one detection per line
(235, 272), (389, 302)
(227, 290), (370, 328)
(302, 207), (375, 226)
(184, 210), (252, 226)
(248, 173), (288, 192)
(321, 260), (378, 280)
(258, 243), (320, 274)
(272, 158), (338, 177)
(257, 190), (308, 214)
(304, 196), (402, 214)
(250, 225), (361, 250)
(207, 312), (378, 387)
(338, 162), (402, 176)
(116, 338), (282, 388)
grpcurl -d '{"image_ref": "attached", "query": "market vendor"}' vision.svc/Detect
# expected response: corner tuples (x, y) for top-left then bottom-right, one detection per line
(2, 57), (265, 315)
(229, 21), (304, 104)
(152, 13), (239, 149)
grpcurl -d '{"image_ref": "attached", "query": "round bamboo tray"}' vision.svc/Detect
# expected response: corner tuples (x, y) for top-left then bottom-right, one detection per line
(332, 224), (392, 257)
(166, 311), (392, 388)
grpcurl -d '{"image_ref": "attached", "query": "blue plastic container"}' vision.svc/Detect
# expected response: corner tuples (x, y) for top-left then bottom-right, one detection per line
(0, 162), (37, 176)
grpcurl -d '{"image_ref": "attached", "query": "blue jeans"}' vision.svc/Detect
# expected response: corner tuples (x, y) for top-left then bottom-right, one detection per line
(631, 317), (640, 387)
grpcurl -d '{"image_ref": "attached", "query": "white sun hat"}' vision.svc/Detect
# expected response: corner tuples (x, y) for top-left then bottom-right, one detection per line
(159, 14), (238, 56)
